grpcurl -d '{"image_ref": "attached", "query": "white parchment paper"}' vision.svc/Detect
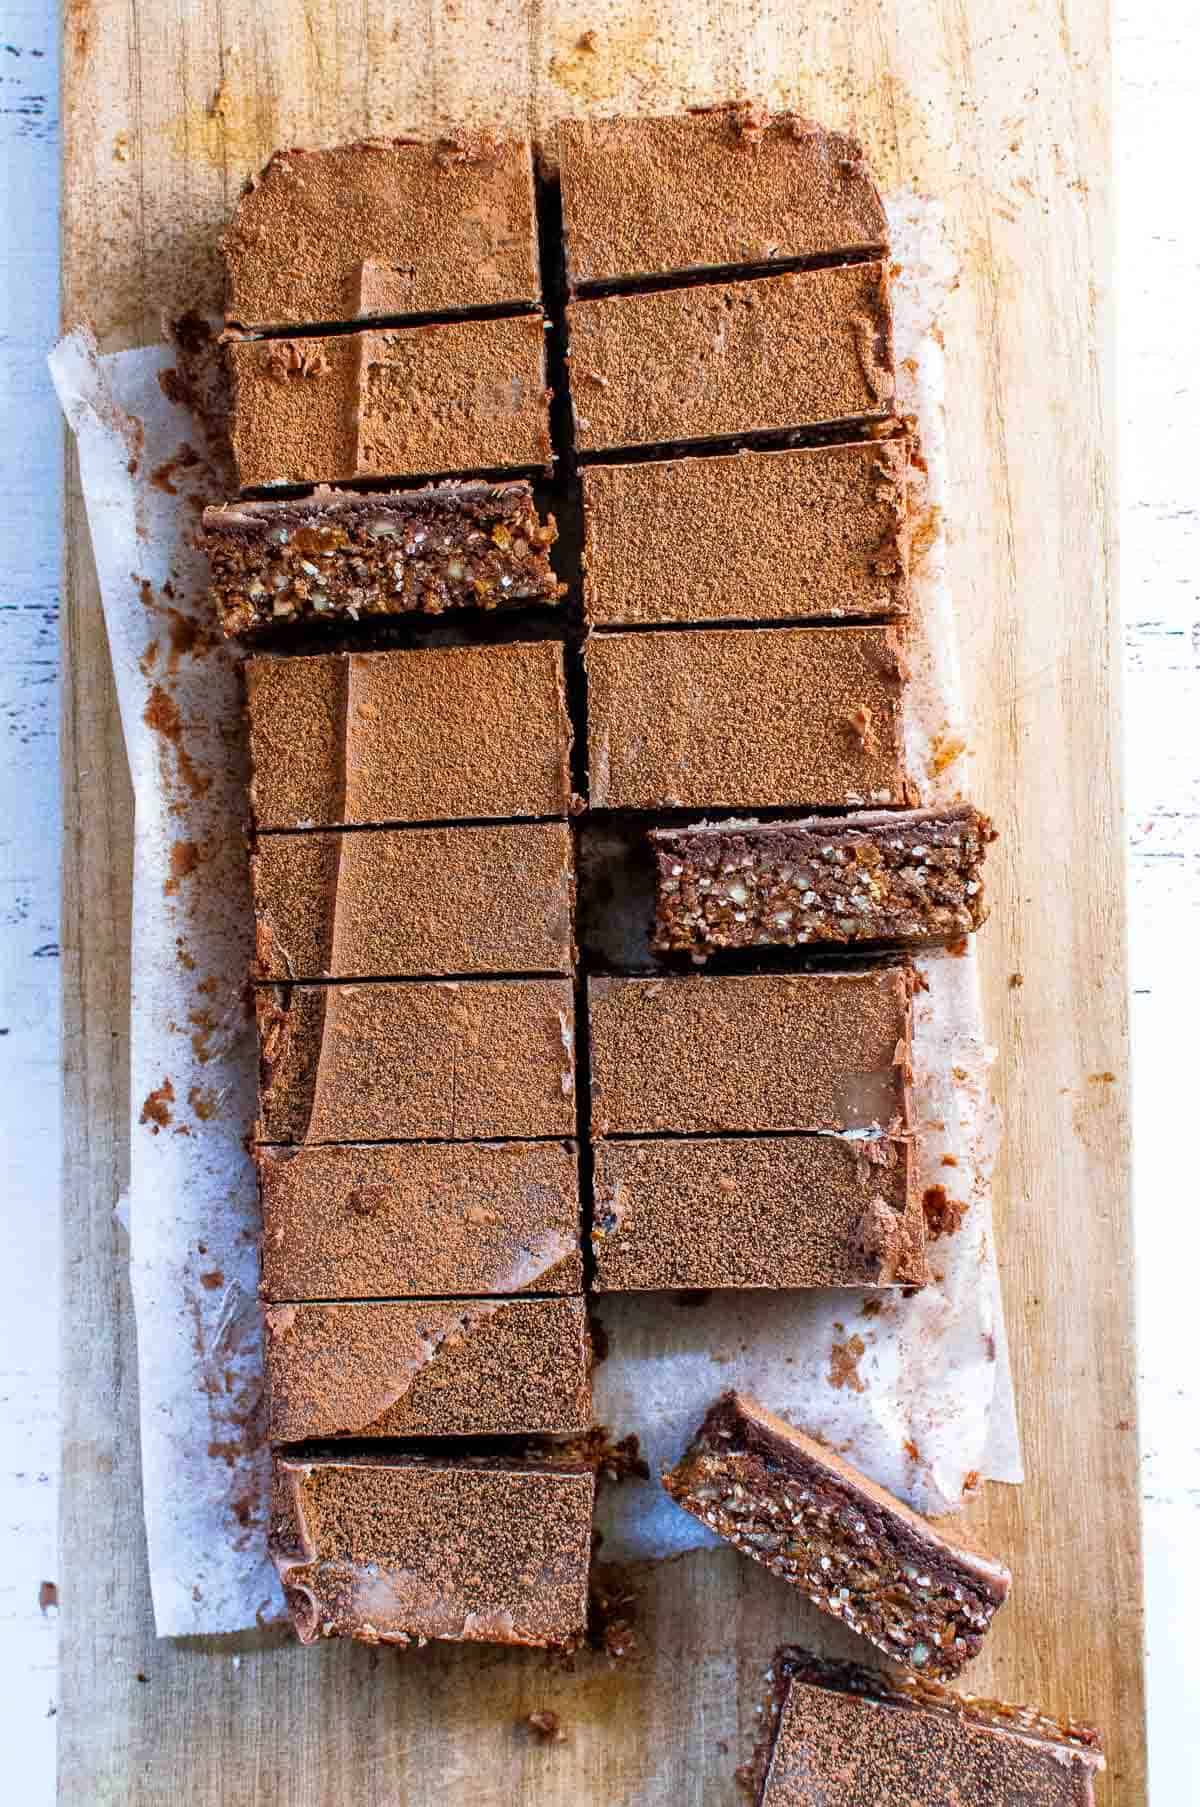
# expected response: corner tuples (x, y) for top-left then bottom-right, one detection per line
(51, 192), (1019, 1635)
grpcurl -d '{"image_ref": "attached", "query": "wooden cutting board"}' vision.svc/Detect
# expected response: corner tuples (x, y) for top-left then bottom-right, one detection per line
(58, 1), (1142, 1800)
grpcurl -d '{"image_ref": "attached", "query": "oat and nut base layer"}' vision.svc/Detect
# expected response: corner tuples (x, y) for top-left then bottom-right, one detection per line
(664, 1392), (1009, 1681)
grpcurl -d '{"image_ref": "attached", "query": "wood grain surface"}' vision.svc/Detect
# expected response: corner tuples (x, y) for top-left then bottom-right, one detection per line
(58, 1), (1142, 1800)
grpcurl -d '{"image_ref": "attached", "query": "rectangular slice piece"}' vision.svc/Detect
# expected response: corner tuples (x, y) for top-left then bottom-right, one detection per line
(746, 1651), (1103, 1807)
(223, 137), (540, 329)
(663, 1394), (1008, 1677)
(265, 1296), (592, 1441)
(256, 977), (575, 1144)
(586, 626), (910, 811)
(201, 481), (563, 638)
(582, 440), (908, 628)
(592, 1135), (924, 1291)
(251, 822), (575, 980)
(245, 641), (572, 829)
(653, 806), (995, 959)
(258, 1139), (582, 1300)
(566, 263), (893, 454)
(589, 970), (911, 1136)
(271, 1452), (595, 1649)
(557, 110), (887, 289)
(228, 313), (551, 487)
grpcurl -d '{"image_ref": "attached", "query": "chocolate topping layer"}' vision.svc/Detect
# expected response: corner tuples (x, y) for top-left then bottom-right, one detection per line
(749, 1651), (1103, 1806)
(557, 110), (888, 287)
(201, 481), (563, 637)
(664, 1394), (1007, 1677)
(271, 1453), (595, 1649)
(256, 977), (576, 1144)
(653, 806), (994, 958)
(258, 1139), (581, 1300)
(585, 626), (911, 811)
(223, 138), (540, 328)
(245, 641), (572, 829)
(228, 313), (551, 487)
(252, 822), (575, 980)
(265, 1296), (592, 1440)
(582, 440), (909, 628)
(592, 1135), (924, 1291)
(588, 968), (911, 1137)
(566, 262), (894, 453)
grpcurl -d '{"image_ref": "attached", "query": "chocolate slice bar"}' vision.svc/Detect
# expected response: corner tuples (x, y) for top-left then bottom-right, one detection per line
(592, 1135), (925, 1291)
(582, 440), (908, 629)
(664, 1394), (1009, 1679)
(228, 313), (551, 488)
(251, 822), (575, 980)
(271, 1452), (595, 1649)
(256, 977), (575, 1144)
(245, 641), (572, 829)
(566, 262), (893, 454)
(258, 1140), (582, 1301)
(585, 626), (911, 811)
(265, 1297), (592, 1441)
(201, 481), (563, 638)
(589, 970), (911, 1137)
(557, 109), (887, 289)
(652, 806), (994, 959)
(222, 137), (540, 329)
(746, 1651), (1103, 1806)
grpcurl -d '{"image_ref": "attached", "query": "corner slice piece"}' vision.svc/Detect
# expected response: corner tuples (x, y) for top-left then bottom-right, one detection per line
(271, 1452), (595, 1649)
(556, 108), (887, 288)
(745, 1649), (1102, 1806)
(663, 1392), (1009, 1680)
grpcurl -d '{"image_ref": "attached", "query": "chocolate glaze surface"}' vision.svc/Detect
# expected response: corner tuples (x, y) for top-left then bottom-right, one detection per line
(557, 109), (887, 287)
(271, 1453), (595, 1649)
(585, 626), (912, 811)
(223, 137), (540, 328)
(265, 1296), (592, 1440)
(592, 1135), (924, 1291)
(567, 262), (894, 452)
(258, 1139), (581, 1300)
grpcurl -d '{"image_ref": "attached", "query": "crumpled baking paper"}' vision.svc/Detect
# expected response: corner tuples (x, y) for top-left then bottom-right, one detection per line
(50, 191), (1019, 1635)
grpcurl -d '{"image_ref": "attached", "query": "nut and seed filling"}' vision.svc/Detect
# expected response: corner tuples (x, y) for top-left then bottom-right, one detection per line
(202, 488), (564, 638)
(654, 811), (993, 958)
(666, 1445), (1002, 1681)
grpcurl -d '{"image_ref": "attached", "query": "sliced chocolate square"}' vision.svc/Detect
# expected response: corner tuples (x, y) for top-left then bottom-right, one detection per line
(256, 977), (576, 1144)
(652, 806), (994, 959)
(258, 1139), (582, 1301)
(201, 481), (563, 639)
(251, 822), (575, 980)
(271, 1452), (595, 1649)
(585, 626), (911, 811)
(244, 641), (572, 829)
(588, 969), (911, 1137)
(566, 263), (893, 454)
(592, 1135), (924, 1291)
(746, 1650), (1103, 1806)
(557, 110), (887, 288)
(228, 313), (551, 488)
(265, 1297), (592, 1441)
(581, 440), (908, 629)
(222, 137), (540, 329)
(664, 1394), (1008, 1678)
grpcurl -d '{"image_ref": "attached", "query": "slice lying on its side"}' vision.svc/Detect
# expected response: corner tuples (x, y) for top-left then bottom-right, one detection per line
(662, 1391), (1010, 1680)
(202, 481), (563, 638)
(652, 805), (995, 959)
(744, 1649), (1103, 1807)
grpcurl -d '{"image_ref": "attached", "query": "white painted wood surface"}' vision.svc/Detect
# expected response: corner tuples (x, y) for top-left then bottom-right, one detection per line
(0, 0), (1196, 1800)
